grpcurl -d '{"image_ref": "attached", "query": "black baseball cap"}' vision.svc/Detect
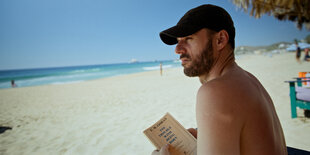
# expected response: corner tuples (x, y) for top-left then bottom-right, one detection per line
(160, 4), (235, 48)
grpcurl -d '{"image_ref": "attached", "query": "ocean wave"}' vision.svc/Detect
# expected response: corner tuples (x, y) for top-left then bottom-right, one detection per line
(91, 68), (101, 72)
(51, 80), (84, 85)
(1, 72), (107, 88)
(70, 70), (87, 73)
(143, 65), (172, 71)
(70, 68), (101, 74)
(0, 82), (10, 89)
(0, 61), (178, 88)
(0, 73), (55, 82)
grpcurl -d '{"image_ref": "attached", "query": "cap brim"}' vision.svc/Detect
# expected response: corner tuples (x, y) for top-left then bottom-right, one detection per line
(160, 25), (201, 45)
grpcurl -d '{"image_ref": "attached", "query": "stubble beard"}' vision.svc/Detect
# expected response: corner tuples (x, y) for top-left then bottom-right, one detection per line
(182, 41), (214, 77)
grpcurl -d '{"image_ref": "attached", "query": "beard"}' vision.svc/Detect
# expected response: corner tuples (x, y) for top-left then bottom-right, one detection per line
(182, 40), (214, 77)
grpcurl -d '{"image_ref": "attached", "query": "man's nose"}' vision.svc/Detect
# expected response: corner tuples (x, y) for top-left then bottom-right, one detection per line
(175, 42), (185, 55)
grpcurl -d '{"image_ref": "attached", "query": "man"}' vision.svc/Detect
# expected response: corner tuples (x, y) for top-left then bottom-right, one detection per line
(295, 40), (301, 63)
(160, 62), (163, 76)
(11, 80), (17, 88)
(153, 4), (287, 155)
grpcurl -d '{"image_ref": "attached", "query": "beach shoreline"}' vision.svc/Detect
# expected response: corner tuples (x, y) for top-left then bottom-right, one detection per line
(1, 52), (310, 154)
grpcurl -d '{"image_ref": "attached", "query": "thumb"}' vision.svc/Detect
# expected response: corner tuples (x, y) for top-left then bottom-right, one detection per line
(159, 144), (170, 155)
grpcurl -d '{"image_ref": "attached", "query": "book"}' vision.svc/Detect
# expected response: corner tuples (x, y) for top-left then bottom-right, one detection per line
(143, 113), (197, 155)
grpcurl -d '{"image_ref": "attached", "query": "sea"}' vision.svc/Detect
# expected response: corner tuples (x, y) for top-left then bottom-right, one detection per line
(0, 60), (181, 89)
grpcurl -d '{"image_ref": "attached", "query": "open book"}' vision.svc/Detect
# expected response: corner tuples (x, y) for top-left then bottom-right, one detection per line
(143, 113), (197, 155)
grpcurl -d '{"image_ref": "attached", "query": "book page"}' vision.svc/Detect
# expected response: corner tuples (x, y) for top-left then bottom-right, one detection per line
(143, 113), (197, 155)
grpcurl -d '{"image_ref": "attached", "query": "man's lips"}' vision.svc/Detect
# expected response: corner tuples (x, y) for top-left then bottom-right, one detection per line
(180, 58), (189, 62)
(180, 58), (190, 65)
(180, 54), (191, 65)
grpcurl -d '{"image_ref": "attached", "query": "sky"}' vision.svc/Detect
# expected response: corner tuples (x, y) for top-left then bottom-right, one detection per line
(0, 0), (309, 70)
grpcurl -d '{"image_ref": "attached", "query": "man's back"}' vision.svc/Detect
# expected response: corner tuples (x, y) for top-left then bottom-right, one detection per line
(196, 65), (287, 155)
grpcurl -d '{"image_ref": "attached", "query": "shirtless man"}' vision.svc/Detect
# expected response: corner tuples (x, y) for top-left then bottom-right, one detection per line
(153, 4), (287, 155)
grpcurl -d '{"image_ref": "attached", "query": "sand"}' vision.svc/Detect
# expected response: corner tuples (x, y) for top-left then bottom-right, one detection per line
(0, 52), (310, 154)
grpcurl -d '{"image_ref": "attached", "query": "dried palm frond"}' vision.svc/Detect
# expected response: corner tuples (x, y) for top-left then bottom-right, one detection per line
(232, 0), (310, 30)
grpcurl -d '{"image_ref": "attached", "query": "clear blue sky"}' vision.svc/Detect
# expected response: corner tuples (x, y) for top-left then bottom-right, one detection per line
(0, 0), (309, 70)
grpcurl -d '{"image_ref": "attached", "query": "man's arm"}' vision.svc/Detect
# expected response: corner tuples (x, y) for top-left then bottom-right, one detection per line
(196, 83), (244, 155)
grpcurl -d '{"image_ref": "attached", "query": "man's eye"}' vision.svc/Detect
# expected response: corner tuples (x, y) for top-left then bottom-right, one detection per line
(185, 37), (192, 41)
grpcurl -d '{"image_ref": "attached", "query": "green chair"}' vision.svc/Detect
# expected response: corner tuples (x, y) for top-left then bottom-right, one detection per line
(285, 78), (310, 118)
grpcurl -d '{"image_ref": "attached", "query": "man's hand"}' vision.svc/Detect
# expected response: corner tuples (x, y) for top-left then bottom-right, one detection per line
(187, 128), (197, 139)
(152, 144), (170, 155)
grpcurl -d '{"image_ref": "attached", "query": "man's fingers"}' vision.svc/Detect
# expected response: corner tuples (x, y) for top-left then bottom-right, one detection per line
(159, 144), (170, 154)
(152, 149), (159, 155)
(187, 128), (197, 139)
(152, 144), (170, 155)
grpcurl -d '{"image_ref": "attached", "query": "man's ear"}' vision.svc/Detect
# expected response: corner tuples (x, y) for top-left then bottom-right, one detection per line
(214, 30), (229, 51)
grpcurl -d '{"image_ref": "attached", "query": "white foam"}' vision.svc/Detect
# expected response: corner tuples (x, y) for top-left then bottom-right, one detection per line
(70, 68), (101, 74)
(143, 65), (172, 71)
(10, 72), (107, 88)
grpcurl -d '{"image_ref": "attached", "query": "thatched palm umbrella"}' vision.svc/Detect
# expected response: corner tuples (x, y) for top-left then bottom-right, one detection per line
(232, 0), (310, 30)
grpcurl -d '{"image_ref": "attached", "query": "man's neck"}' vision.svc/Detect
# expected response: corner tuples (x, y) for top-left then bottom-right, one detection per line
(199, 48), (236, 84)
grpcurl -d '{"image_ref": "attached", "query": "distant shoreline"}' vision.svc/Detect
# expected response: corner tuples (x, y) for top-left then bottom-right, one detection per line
(0, 60), (181, 89)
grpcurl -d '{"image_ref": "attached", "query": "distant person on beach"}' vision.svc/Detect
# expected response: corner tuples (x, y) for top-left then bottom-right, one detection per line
(11, 80), (17, 88)
(295, 40), (301, 63)
(304, 48), (310, 61)
(154, 4), (287, 155)
(160, 62), (163, 76)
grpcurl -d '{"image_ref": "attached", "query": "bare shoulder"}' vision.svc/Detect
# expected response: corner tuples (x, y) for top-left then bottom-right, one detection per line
(196, 68), (287, 154)
(196, 68), (256, 126)
(197, 79), (233, 109)
(196, 77), (245, 154)
(197, 78), (244, 112)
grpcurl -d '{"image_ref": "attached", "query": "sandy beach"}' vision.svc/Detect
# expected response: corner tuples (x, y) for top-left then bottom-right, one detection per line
(0, 52), (310, 154)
